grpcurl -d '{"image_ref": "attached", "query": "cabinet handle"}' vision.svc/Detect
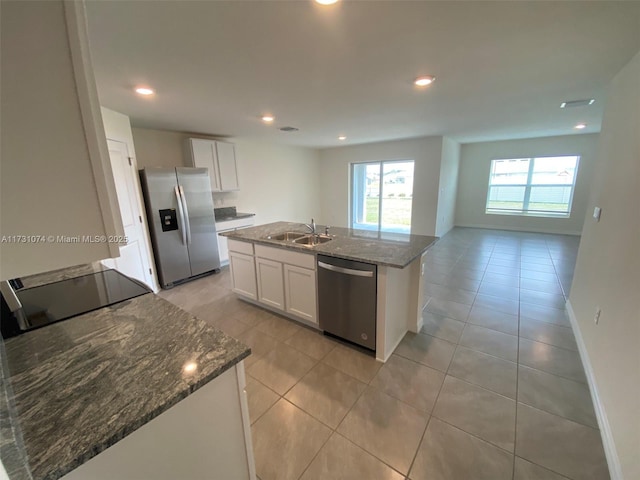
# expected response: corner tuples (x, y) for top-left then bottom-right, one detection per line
(318, 261), (374, 277)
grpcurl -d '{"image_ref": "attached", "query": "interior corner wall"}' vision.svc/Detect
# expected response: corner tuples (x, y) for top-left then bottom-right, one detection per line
(319, 136), (444, 236)
(455, 134), (599, 235)
(435, 137), (460, 237)
(131, 128), (321, 226)
(568, 51), (640, 480)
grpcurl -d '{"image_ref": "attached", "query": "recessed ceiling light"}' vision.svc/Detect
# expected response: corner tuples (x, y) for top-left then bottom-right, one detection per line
(338, 135), (346, 140)
(574, 123), (587, 129)
(414, 75), (435, 87)
(315, 0), (339, 5)
(261, 115), (275, 123)
(560, 99), (595, 108)
(135, 87), (155, 96)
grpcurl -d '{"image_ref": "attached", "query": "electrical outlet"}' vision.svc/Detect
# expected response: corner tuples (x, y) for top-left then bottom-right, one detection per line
(594, 307), (601, 324)
(593, 207), (601, 222)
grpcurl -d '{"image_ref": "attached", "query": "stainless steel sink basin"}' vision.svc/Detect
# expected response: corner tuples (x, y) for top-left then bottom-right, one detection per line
(264, 231), (306, 241)
(293, 234), (333, 246)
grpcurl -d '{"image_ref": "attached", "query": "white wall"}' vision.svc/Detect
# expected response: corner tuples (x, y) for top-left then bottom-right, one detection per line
(319, 136), (444, 236)
(435, 137), (460, 236)
(568, 51), (640, 480)
(131, 128), (321, 225)
(455, 134), (599, 235)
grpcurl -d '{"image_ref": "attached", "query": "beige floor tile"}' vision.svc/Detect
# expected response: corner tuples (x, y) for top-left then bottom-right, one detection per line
(394, 332), (456, 372)
(424, 298), (471, 321)
(448, 346), (517, 399)
(420, 311), (465, 343)
(473, 293), (519, 316)
(467, 304), (519, 336)
(370, 354), (444, 413)
(518, 365), (597, 428)
(519, 317), (577, 351)
(513, 457), (570, 480)
(235, 327), (281, 368)
(211, 315), (252, 337)
(433, 376), (516, 452)
(516, 403), (609, 480)
(424, 282), (477, 305)
(459, 324), (518, 362)
(252, 399), (332, 480)
(231, 307), (271, 328)
(520, 290), (566, 310)
(482, 271), (519, 286)
(337, 386), (429, 475)
(285, 363), (366, 429)
(248, 342), (317, 394)
(520, 278), (563, 295)
(255, 314), (304, 341)
(284, 328), (337, 360)
(519, 338), (587, 384)
(444, 275), (481, 292)
(246, 375), (279, 424)
(478, 281), (520, 300)
(409, 417), (513, 480)
(519, 303), (570, 327)
(322, 345), (382, 383)
(300, 433), (404, 480)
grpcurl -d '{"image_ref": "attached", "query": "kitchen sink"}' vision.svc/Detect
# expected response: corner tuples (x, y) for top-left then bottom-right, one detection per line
(264, 231), (307, 241)
(293, 234), (333, 246)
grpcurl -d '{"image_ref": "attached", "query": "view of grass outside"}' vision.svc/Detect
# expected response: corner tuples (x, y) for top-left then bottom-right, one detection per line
(365, 197), (412, 225)
(486, 200), (570, 213)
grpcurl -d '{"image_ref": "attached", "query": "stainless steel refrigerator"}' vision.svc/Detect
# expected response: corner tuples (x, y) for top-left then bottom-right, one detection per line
(140, 167), (220, 288)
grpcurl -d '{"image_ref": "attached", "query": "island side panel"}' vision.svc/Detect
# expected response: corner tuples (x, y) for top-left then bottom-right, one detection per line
(376, 256), (424, 362)
(61, 363), (254, 480)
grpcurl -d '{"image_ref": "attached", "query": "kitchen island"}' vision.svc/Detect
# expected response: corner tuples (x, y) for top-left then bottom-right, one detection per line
(222, 221), (438, 362)
(1, 292), (254, 480)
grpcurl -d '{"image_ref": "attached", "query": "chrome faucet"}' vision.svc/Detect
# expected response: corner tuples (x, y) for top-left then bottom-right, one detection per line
(304, 218), (316, 235)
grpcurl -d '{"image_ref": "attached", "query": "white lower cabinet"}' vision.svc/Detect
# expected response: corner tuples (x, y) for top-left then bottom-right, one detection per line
(229, 251), (257, 300)
(283, 264), (317, 324)
(255, 257), (285, 310)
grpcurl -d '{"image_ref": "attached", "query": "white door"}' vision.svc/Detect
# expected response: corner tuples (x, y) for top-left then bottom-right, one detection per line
(107, 139), (154, 288)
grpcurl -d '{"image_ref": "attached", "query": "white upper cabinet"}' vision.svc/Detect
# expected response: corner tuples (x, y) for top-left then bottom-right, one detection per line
(186, 138), (239, 192)
(0, 0), (123, 279)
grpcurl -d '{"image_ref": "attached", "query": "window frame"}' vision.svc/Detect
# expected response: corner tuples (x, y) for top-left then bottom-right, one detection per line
(350, 159), (415, 233)
(485, 155), (580, 218)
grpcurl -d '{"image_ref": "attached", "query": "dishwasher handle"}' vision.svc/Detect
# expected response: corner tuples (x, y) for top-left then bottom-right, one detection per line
(318, 261), (374, 277)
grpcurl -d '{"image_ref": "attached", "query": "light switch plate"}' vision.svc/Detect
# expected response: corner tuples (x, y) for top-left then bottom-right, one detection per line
(593, 207), (601, 222)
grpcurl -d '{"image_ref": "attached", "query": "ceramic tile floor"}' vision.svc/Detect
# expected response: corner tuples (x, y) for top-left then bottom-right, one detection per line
(159, 227), (609, 480)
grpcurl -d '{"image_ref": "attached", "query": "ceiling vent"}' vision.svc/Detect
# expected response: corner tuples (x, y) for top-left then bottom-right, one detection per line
(279, 126), (299, 132)
(560, 99), (595, 108)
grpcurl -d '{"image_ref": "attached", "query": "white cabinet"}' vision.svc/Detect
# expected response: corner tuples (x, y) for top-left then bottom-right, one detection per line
(254, 245), (317, 324)
(186, 138), (239, 192)
(284, 264), (317, 323)
(1, 0), (123, 278)
(217, 217), (255, 266)
(255, 258), (285, 310)
(228, 239), (257, 300)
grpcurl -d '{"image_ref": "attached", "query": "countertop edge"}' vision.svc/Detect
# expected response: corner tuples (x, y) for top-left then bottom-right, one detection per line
(222, 233), (437, 268)
(45, 347), (251, 480)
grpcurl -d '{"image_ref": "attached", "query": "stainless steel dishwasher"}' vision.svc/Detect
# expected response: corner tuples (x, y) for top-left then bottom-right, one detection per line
(317, 254), (377, 350)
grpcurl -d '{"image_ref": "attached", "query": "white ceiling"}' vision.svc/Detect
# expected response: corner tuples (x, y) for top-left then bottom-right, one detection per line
(86, 1), (640, 148)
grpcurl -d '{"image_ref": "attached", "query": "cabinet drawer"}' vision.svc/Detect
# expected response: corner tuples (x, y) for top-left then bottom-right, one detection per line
(255, 244), (315, 269)
(216, 217), (254, 231)
(228, 239), (254, 255)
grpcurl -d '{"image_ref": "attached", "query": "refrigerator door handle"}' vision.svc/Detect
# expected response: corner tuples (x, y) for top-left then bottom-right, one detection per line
(178, 185), (192, 245)
(174, 186), (187, 245)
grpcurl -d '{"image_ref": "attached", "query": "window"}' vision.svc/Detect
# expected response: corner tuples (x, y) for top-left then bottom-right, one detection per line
(486, 156), (580, 217)
(351, 160), (414, 233)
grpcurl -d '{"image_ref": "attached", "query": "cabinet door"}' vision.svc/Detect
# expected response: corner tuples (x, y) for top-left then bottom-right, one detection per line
(229, 252), (257, 300)
(189, 139), (221, 192)
(215, 141), (239, 191)
(284, 264), (317, 324)
(217, 231), (230, 265)
(255, 257), (284, 311)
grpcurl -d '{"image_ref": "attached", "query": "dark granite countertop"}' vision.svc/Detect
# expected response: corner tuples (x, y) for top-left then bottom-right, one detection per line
(1, 293), (250, 480)
(221, 221), (438, 268)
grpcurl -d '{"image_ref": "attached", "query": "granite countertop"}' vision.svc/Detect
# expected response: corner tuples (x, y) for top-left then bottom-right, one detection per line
(1, 293), (250, 480)
(222, 221), (438, 268)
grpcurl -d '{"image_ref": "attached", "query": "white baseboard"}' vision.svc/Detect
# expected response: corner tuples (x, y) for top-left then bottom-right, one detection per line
(566, 300), (622, 480)
(454, 223), (582, 236)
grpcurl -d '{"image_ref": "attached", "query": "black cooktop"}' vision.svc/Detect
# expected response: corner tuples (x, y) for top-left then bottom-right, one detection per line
(6, 269), (151, 336)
